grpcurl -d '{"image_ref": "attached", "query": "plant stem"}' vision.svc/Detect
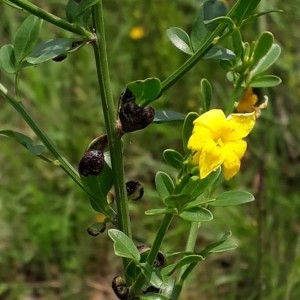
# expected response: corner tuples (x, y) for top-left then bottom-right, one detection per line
(91, 0), (132, 264)
(130, 213), (174, 296)
(6, 0), (93, 38)
(171, 222), (201, 300)
(0, 85), (83, 193)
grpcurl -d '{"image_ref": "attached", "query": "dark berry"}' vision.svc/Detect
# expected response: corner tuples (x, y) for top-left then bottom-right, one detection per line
(78, 150), (104, 176)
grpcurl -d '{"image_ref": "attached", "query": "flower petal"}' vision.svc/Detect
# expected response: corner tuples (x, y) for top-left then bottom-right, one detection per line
(226, 112), (256, 141)
(223, 140), (247, 160)
(193, 109), (227, 134)
(222, 148), (242, 180)
(199, 142), (223, 178)
(188, 127), (212, 151)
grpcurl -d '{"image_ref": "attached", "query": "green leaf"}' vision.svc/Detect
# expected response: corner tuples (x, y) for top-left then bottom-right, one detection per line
(191, 3), (209, 51)
(200, 231), (237, 256)
(252, 31), (274, 64)
(179, 207), (213, 222)
(163, 149), (184, 170)
(140, 295), (170, 300)
(231, 30), (244, 59)
(14, 16), (42, 63)
(0, 44), (17, 74)
(163, 255), (204, 276)
(200, 78), (212, 112)
(203, 47), (235, 60)
(108, 229), (140, 262)
(165, 194), (191, 209)
(182, 112), (198, 152)
(250, 75), (282, 88)
(153, 110), (185, 123)
(66, 0), (98, 23)
(26, 38), (74, 64)
(80, 160), (113, 213)
(140, 263), (164, 288)
(0, 130), (45, 155)
(250, 44), (281, 77)
(203, 0), (228, 31)
(155, 171), (175, 201)
(145, 208), (177, 216)
(166, 27), (193, 55)
(210, 190), (255, 207)
(127, 78), (162, 107)
(232, 0), (260, 26)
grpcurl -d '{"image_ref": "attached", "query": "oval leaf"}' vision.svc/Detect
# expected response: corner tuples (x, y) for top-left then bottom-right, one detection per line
(145, 208), (177, 216)
(251, 43), (281, 76)
(253, 31), (274, 63)
(153, 110), (185, 123)
(203, 47), (235, 60)
(200, 78), (212, 112)
(14, 15), (42, 63)
(0, 44), (17, 74)
(108, 229), (140, 262)
(250, 75), (282, 88)
(179, 207), (213, 222)
(182, 112), (198, 151)
(163, 149), (184, 170)
(211, 190), (255, 207)
(26, 38), (74, 64)
(166, 27), (193, 55)
(155, 171), (175, 201)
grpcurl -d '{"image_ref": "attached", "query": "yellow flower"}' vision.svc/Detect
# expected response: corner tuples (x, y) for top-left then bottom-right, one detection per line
(187, 109), (256, 180)
(236, 87), (268, 118)
(129, 26), (145, 40)
(96, 213), (106, 223)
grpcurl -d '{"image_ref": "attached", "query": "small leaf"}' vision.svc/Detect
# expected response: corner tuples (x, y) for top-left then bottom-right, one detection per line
(153, 110), (185, 123)
(231, 30), (244, 59)
(252, 31), (274, 64)
(14, 16), (42, 63)
(0, 130), (45, 155)
(165, 194), (191, 209)
(203, 47), (235, 60)
(208, 239), (238, 253)
(108, 229), (140, 262)
(179, 207), (213, 222)
(127, 78), (161, 107)
(182, 112), (198, 152)
(166, 27), (193, 55)
(232, 0), (261, 26)
(66, 0), (98, 23)
(210, 190), (255, 207)
(163, 149), (184, 170)
(0, 44), (17, 74)
(26, 38), (74, 64)
(140, 295), (170, 300)
(203, 0), (228, 31)
(155, 171), (175, 201)
(191, 3), (209, 51)
(250, 75), (282, 88)
(164, 255), (203, 276)
(200, 231), (233, 256)
(250, 44), (281, 77)
(200, 78), (212, 112)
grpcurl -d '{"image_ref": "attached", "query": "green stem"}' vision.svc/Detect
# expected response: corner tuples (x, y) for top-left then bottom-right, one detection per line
(130, 213), (174, 296)
(91, 0), (131, 264)
(7, 0), (93, 38)
(0, 84), (84, 194)
(171, 222), (201, 300)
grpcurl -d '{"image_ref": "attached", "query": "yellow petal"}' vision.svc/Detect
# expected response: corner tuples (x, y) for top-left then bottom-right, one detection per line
(223, 140), (247, 160)
(222, 147), (242, 179)
(193, 109), (227, 134)
(225, 112), (256, 141)
(188, 127), (213, 150)
(199, 142), (223, 178)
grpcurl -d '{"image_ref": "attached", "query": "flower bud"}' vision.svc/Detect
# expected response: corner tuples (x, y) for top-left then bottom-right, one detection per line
(78, 150), (104, 176)
(87, 222), (106, 236)
(112, 275), (129, 300)
(126, 180), (144, 201)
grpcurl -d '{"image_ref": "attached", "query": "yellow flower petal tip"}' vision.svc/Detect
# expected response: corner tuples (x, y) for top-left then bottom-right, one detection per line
(96, 213), (106, 223)
(129, 26), (145, 40)
(236, 88), (268, 118)
(188, 109), (256, 180)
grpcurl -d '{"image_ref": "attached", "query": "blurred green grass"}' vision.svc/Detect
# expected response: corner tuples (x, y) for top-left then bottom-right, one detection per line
(1, 0), (300, 299)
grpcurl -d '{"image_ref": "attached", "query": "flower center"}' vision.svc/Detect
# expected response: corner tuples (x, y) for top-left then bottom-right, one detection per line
(216, 137), (224, 147)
